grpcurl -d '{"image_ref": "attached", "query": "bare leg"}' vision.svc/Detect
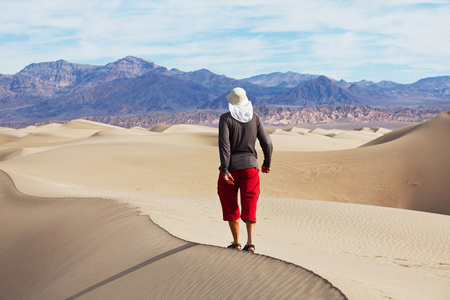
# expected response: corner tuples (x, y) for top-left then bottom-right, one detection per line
(228, 220), (240, 244)
(245, 220), (255, 246)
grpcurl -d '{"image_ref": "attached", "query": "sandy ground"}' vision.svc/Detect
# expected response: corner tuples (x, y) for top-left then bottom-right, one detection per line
(0, 170), (344, 300)
(1, 114), (450, 299)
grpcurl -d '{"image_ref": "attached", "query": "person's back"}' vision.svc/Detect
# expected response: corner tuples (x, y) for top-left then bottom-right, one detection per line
(217, 87), (273, 253)
(219, 112), (272, 177)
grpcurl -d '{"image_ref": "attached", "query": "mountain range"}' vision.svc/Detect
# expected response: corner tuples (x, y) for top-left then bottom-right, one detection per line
(0, 56), (449, 126)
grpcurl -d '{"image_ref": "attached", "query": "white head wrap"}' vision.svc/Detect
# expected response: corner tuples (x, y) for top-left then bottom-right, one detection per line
(226, 87), (253, 123)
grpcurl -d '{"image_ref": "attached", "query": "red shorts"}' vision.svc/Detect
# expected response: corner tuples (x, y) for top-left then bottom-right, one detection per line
(217, 168), (260, 222)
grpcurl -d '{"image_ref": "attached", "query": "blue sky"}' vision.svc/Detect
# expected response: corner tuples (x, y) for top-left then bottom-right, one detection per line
(1, 0), (449, 83)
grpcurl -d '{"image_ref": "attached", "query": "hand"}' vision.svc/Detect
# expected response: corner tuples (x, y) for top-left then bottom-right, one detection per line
(261, 166), (271, 173)
(224, 174), (235, 185)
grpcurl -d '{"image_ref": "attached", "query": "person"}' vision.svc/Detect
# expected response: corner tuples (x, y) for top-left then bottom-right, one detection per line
(217, 87), (273, 253)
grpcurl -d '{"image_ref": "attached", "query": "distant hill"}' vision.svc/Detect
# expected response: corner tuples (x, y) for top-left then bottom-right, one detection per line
(81, 105), (444, 129)
(0, 56), (159, 109)
(269, 76), (365, 106)
(243, 71), (320, 88)
(0, 56), (449, 125)
(9, 72), (213, 122)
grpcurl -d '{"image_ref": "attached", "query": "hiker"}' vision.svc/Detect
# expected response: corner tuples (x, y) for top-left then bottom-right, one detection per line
(218, 87), (273, 253)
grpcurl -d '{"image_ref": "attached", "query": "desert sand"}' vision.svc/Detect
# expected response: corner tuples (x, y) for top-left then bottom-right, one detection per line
(1, 113), (449, 299)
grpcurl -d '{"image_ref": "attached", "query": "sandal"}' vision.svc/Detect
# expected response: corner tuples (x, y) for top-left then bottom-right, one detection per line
(242, 244), (255, 253)
(227, 243), (241, 250)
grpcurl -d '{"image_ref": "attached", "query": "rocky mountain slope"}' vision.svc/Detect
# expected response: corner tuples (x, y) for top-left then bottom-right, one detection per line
(0, 56), (449, 126)
(243, 71), (320, 88)
(269, 76), (365, 106)
(78, 105), (443, 129)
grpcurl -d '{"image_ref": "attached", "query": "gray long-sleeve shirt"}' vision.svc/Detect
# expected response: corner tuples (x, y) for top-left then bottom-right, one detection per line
(218, 112), (273, 176)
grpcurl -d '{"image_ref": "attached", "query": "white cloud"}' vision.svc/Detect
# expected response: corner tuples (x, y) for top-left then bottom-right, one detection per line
(0, 0), (449, 83)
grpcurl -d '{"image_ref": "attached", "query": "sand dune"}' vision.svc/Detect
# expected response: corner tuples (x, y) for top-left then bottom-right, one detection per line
(0, 129), (27, 145)
(1, 115), (449, 299)
(60, 119), (120, 130)
(0, 134), (20, 146)
(283, 126), (311, 134)
(0, 147), (26, 161)
(333, 130), (383, 140)
(0, 170), (345, 300)
(90, 128), (150, 137)
(361, 112), (450, 213)
(263, 112), (450, 215)
(163, 124), (218, 133)
(19, 123), (63, 133)
(3, 133), (79, 148)
(309, 128), (341, 136)
(270, 126), (386, 151)
(141, 195), (450, 300)
(149, 123), (172, 132)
